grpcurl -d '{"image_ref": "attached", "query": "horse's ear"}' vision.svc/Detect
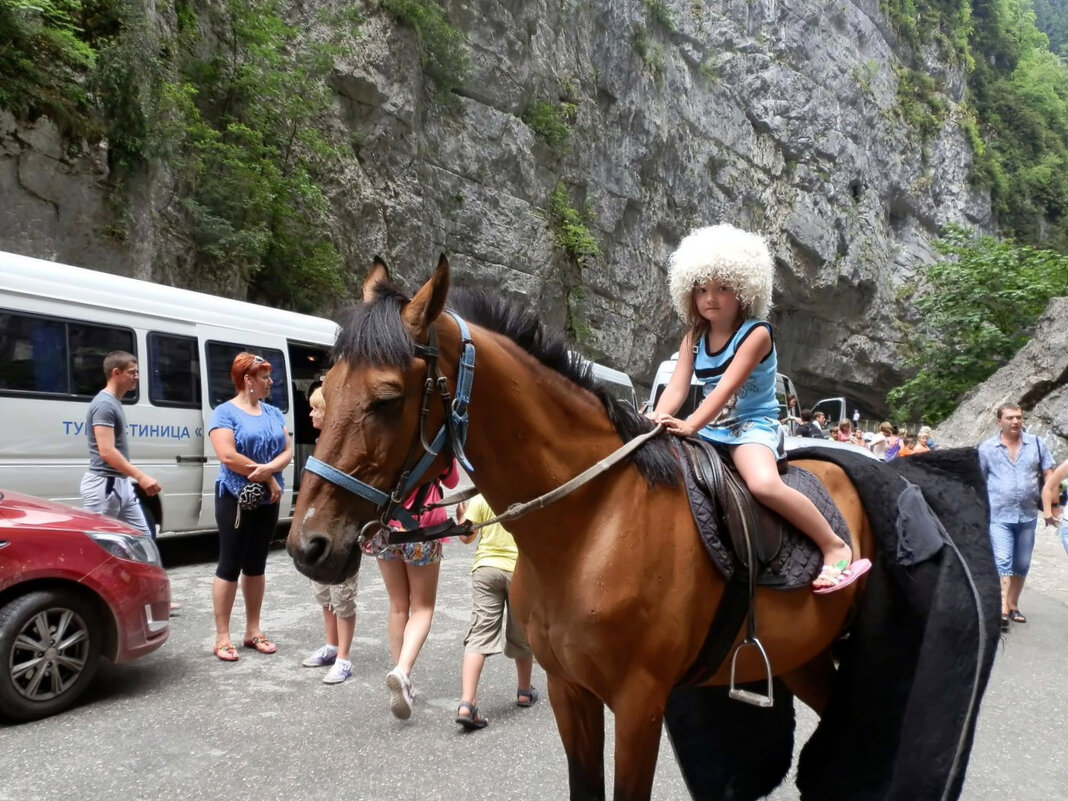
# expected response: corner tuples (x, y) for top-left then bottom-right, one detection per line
(362, 256), (390, 303)
(402, 253), (450, 339)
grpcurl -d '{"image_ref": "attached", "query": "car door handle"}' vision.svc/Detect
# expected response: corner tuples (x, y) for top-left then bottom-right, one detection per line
(176, 455), (209, 463)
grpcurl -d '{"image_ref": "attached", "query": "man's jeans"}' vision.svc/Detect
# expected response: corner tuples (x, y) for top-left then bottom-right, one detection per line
(989, 520), (1037, 577)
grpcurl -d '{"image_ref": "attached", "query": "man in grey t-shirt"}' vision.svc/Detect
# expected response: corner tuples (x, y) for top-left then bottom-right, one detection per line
(80, 350), (160, 538)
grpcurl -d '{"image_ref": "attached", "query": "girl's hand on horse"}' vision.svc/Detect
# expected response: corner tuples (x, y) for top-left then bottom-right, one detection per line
(657, 414), (698, 438)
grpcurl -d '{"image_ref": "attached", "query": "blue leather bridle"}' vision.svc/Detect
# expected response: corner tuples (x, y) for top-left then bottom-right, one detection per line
(304, 311), (475, 536)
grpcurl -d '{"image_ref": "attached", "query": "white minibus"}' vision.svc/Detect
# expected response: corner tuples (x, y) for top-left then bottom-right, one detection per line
(0, 251), (339, 536)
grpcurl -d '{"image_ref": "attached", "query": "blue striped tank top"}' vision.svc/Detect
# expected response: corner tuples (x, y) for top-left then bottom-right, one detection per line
(693, 320), (780, 447)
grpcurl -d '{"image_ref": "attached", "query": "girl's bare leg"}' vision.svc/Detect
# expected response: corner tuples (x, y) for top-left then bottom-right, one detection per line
(376, 558), (410, 665)
(731, 444), (852, 579)
(395, 560), (440, 676)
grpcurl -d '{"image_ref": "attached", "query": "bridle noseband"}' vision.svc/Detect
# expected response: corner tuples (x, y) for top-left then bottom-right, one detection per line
(304, 311), (475, 541)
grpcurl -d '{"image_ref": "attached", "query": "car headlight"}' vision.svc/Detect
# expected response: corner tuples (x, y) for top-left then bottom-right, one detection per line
(85, 531), (162, 567)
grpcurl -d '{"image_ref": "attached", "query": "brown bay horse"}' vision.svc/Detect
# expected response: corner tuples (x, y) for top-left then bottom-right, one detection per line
(287, 256), (875, 800)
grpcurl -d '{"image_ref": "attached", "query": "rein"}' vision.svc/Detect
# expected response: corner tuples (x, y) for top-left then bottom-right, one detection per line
(387, 424), (665, 544)
(304, 309), (665, 547)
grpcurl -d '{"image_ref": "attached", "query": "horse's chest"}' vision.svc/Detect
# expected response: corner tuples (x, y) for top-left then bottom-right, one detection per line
(513, 574), (628, 674)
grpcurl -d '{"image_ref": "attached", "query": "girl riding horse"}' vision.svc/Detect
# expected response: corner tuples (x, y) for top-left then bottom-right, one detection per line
(288, 254), (874, 801)
(652, 224), (870, 593)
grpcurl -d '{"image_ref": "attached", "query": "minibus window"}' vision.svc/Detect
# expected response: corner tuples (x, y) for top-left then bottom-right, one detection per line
(205, 341), (288, 411)
(68, 323), (137, 400)
(0, 312), (65, 393)
(0, 312), (133, 399)
(148, 333), (201, 407)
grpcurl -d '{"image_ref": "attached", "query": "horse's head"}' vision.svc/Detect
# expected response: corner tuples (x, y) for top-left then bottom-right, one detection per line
(287, 255), (454, 583)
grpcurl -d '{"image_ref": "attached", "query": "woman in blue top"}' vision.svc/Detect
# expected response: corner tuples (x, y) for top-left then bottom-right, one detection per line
(652, 224), (870, 593)
(207, 352), (293, 661)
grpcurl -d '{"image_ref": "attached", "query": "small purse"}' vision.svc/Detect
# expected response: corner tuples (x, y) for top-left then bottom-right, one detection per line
(235, 481), (267, 527)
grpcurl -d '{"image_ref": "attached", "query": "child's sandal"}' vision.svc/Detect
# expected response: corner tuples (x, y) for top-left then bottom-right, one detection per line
(812, 558), (872, 595)
(455, 701), (488, 730)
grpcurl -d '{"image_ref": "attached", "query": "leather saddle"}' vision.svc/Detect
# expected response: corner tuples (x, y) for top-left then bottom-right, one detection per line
(683, 438), (784, 571)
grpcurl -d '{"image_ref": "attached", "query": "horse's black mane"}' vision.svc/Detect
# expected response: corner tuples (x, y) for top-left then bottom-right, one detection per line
(334, 283), (679, 487)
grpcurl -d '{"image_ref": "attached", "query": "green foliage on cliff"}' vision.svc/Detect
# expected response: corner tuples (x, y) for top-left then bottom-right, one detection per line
(0, 0), (354, 313)
(631, 24), (665, 77)
(547, 183), (599, 345)
(0, 0), (100, 138)
(888, 225), (1068, 423)
(379, 0), (470, 93)
(521, 100), (576, 149)
(161, 0), (352, 310)
(644, 0), (675, 31)
(548, 183), (600, 266)
(1032, 0), (1068, 56)
(886, 1), (1068, 251)
(880, 2), (1068, 420)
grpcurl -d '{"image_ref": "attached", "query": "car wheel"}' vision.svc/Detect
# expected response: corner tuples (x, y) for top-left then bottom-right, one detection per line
(0, 590), (103, 722)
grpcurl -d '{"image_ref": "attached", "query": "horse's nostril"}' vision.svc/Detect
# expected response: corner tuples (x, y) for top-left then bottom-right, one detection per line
(298, 534), (330, 566)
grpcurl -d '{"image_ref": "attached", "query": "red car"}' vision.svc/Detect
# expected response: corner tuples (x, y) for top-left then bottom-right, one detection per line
(0, 490), (170, 722)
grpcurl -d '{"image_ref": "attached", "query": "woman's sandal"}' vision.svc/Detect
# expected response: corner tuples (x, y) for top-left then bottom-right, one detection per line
(812, 558), (872, 595)
(213, 642), (239, 662)
(243, 634), (277, 654)
(455, 701), (488, 730)
(1008, 609), (1027, 623)
(516, 687), (539, 707)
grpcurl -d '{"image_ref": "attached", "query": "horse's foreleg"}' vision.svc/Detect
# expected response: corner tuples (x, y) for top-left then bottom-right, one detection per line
(610, 679), (668, 801)
(548, 673), (606, 801)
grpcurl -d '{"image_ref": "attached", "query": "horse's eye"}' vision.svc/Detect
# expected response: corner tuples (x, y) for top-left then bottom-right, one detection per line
(369, 395), (403, 415)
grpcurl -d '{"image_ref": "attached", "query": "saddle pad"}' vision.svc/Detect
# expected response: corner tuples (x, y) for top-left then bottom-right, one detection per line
(679, 454), (852, 590)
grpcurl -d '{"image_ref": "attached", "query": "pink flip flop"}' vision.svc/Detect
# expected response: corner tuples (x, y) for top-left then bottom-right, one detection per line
(812, 558), (872, 595)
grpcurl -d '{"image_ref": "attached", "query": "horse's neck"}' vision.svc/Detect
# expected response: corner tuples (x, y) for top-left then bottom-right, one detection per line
(460, 330), (620, 524)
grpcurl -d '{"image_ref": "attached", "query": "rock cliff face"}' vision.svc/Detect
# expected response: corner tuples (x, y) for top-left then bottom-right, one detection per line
(0, 0), (990, 410)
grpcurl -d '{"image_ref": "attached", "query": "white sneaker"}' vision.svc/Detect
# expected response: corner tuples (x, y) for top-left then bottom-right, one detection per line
(322, 658), (352, 684)
(385, 666), (413, 720)
(302, 645), (337, 667)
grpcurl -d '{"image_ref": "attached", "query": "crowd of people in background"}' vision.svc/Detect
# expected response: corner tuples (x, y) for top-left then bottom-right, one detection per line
(789, 404), (937, 462)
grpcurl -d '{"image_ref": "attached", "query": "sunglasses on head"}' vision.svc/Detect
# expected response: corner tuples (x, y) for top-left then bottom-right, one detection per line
(252, 355), (267, 365)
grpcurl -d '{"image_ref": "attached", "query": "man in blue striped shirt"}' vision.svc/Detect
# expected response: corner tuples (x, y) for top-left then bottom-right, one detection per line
(977, 403), (1054, 631)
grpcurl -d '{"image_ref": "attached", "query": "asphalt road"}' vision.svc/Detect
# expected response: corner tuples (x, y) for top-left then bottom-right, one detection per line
(2, 524), (1067, 800)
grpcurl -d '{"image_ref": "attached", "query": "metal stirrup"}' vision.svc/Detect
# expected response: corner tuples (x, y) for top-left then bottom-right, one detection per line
(728, 638), (774, 708)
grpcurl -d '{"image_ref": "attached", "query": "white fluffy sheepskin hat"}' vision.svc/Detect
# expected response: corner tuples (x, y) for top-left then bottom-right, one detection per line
(668, 224), (774, 323)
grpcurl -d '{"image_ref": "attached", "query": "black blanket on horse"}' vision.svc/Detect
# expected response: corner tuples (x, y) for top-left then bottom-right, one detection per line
(664, 446), (1001, 801)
